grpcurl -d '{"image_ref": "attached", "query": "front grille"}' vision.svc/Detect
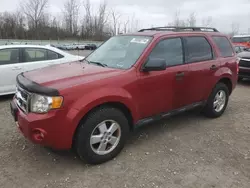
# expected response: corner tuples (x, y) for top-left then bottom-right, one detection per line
(15, 85), (31, 113)
(239, 59), (250, 68)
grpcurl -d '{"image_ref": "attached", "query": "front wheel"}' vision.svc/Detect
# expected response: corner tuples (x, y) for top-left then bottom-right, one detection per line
(75, 107), (129, 164)
(202, 83), (229, 118)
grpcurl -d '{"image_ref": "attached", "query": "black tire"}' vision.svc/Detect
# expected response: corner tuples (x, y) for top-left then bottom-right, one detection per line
(75, 107), (129, 164)
(202, 82), (229, 118)
(238, 77), (243, 82)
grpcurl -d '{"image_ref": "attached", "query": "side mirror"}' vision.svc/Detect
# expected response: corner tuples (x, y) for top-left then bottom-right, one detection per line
(142, 57), (166, 72)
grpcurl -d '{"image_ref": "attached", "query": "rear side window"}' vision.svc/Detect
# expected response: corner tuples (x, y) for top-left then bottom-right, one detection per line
(23, 48), (47, 62)
(212, 36), (234, 57)
(184, 36), (213, 63)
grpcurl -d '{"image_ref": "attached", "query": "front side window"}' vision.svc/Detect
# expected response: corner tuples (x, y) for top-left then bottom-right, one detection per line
(0, 48), (19, 65)
(184, 36), (213, 63)
(23, 48), (47, 62)
(148, 37), (183, 67)
(85, 35), (152, 69)
(212, 36), (234, 57)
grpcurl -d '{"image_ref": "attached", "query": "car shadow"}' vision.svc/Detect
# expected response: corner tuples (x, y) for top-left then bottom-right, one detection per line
(31, 108), (205, 167)
(0, 94), (14, 102)
(238, 79), (250, 86)
(126, 108), (205, 145)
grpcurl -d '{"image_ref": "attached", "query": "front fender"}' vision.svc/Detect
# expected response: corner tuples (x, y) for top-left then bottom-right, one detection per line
(69, 87), (139, 129)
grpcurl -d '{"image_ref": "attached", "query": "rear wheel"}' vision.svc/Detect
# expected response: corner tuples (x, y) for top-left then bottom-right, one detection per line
(203, 83), (229, 118)
(75, 107), (129, 164)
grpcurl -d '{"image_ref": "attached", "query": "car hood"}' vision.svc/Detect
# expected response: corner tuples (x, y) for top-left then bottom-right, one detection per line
(238, 52), (250, 58)
(23, 61), (123, 91)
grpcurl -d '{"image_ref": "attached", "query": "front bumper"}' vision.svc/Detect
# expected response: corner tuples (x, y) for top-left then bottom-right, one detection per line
(10, 100), (79, 150)
(238, 66), (250, 79)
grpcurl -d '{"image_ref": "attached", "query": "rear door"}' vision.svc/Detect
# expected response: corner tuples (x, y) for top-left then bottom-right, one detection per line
(20, 48), (64, 72)
(0, 48), (22, 94)
(183, 35), (218, 104)
(137, 37), (189, 118)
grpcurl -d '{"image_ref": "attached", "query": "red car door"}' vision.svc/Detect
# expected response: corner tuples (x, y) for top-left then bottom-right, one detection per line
(136, 37), (189, 119)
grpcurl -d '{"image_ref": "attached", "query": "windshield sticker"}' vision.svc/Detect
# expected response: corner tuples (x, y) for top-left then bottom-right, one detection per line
(116, 64), (124, 68)
(130, 38), (149, 44)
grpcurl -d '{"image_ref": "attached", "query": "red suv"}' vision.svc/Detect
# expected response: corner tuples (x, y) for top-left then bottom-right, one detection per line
(10, 27), (238, 164)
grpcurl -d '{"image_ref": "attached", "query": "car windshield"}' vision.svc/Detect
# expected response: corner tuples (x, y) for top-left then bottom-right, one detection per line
(85, 35), (152, 69)
(232, 37), (250, 43)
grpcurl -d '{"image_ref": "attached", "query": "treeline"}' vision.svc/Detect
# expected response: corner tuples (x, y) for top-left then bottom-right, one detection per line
(0, 0), (240, 41)
(0, 0), (141, 41)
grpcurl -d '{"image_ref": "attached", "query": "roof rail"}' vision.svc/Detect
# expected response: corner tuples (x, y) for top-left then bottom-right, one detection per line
(138, 26), (219, 32)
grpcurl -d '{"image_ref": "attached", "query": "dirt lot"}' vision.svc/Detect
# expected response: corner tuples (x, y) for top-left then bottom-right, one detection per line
(0, 50), (250, 188)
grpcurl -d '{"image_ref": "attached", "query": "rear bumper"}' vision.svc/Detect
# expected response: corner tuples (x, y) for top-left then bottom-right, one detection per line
(10, 100), (79, 150)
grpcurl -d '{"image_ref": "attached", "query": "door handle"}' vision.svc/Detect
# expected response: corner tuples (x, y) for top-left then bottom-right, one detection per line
(176, 72), (185, 77)
(210, 65), (217, 70)
(12, 67), (22, 70)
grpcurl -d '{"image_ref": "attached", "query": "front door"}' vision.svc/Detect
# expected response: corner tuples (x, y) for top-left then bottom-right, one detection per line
(137, 37), (189, 119)
(0, 48), (23, 94)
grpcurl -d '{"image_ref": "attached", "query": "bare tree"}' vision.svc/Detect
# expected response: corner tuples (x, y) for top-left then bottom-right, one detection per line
(82, 0), (92, 38)
(186, 12), (196, 27)
(127, 13), (141, 32)
(110, 8), (121, 36)
(173, 10), (181, 27)
(0, 0), (137, 40)
(95, 1), (108, 39)
(168, 10), (187, 27)
(122, 17), (129, 34)
(202, 16), (213, 27)
(231, 22), (240, 36)
(63, 0), (80, 35)
(21, 0), (48, 37)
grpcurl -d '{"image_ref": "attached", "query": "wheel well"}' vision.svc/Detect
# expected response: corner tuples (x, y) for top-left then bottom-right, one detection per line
(218, 78), (232, 95)
(72, 102), (134, 149)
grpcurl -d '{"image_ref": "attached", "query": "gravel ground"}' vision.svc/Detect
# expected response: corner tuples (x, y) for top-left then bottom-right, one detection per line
(0, 50), (249, 188)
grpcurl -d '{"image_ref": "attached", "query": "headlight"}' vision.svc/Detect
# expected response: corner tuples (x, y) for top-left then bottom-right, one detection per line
(30, 94), (63, 113)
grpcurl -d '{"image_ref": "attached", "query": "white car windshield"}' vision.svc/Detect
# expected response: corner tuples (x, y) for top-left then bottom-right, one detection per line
(85, 35), (152, 69)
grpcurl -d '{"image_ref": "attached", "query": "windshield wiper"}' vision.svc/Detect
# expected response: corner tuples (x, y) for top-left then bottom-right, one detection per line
(89, 61), (108, 67)
(80, 58), (89, 63)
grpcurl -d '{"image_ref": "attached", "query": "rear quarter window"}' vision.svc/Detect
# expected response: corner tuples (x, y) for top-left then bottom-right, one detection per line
(47, 50), (63, 60)
(212, 36), (234, 57)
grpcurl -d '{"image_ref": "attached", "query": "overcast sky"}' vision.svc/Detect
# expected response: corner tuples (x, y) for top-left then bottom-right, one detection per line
(1, 0), (250, 33)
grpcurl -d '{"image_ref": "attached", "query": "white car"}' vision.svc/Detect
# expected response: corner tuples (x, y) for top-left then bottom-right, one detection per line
(0, 44), (85, 96)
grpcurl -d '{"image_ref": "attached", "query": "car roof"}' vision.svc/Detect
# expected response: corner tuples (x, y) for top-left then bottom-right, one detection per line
(234, 44), (245, 47)
(232, 35), (250, 38)
(0, 44), (73, 56)
(119, 26), (228, 38)
(122, 31), (227, 38)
